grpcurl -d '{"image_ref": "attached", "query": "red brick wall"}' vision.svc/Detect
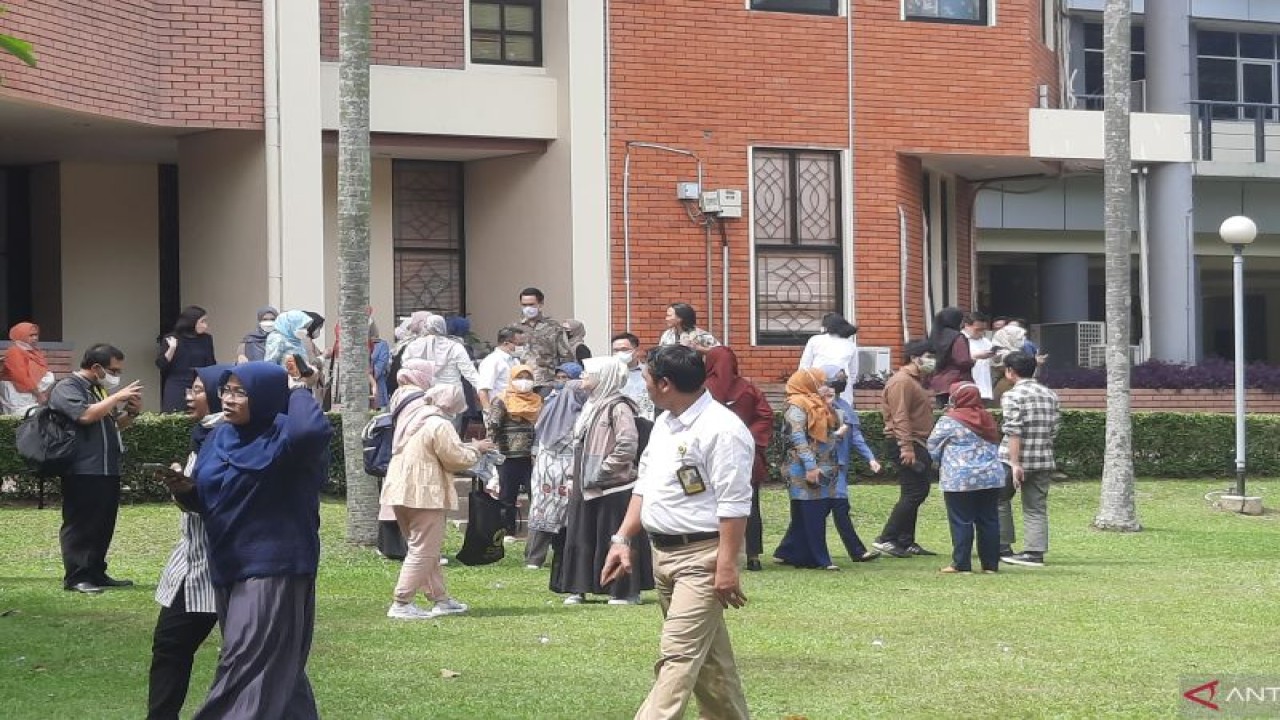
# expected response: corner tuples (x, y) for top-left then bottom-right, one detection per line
(610, 1), (1055, 382)
(0, 0), (263, 128)
(320, 0), (464, 68)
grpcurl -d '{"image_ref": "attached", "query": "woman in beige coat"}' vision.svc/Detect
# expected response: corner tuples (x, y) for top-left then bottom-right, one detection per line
(382, 383), (493, 620)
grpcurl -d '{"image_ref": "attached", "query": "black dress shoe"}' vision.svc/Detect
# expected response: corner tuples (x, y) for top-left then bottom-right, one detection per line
(67, 581), (104, 594)
(746, 559), (763, 572)
(906, 543), (938, 557)
(97, 576), (134, 588)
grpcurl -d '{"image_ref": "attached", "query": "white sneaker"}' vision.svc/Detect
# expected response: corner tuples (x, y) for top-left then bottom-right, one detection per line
(524, 564), (541, 570)
(503, 536), (519, 545)
(563, 594), (585, 605)
(439, 557), (449, 566)
(387, 602), (435, 620)
(607, 596), (642, 606)
(432, 598), (469, 616)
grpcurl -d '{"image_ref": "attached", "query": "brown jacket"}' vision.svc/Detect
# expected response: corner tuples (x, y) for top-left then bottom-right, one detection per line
(882, 364), (935, 453)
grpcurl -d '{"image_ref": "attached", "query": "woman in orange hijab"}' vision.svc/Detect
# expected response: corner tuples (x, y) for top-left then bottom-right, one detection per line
(484, 364), (543, 538)
(773, 368), (844, 570)
(2, 322), (54, 416)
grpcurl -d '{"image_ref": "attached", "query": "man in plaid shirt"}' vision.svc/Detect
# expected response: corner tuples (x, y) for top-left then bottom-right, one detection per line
(997, 351), (1060, 567)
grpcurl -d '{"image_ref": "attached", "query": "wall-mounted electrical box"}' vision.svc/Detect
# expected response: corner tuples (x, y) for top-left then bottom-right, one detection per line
(701, 189), (742, 218)
(676, 182), (701, 200)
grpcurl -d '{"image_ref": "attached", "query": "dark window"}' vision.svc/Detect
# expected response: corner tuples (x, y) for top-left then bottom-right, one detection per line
(1198, 57), (1238, 118)
(750, 0), (839, 15)
(1080, 22), (1146, 107)
(752, 149), (843, 344)
(1198, 30), (1236, 58)
(1240, 33), (1276, 60)
(904, 0), (989, 25)
(1194, 29), (1280, 120)
(392, 161), (466, 319)
(471, 1), (541, 66)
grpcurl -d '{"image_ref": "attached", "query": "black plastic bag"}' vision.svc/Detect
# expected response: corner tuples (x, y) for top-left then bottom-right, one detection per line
(455, 479), (506, 566)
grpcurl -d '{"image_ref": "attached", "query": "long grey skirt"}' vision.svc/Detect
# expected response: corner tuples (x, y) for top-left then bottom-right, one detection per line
(193, 575), (318, 720)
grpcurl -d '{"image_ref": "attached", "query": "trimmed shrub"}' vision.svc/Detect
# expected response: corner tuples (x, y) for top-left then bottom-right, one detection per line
(1040, 358), (1280, 392)
(2, 409), (1276, 503)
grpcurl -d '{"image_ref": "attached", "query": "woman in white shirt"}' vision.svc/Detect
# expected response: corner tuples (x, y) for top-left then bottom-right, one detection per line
(798, 313), (859, 407)
(400, 312), (480, 392)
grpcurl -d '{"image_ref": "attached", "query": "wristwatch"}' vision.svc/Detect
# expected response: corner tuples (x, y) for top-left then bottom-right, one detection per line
(609, 534), (631, 547)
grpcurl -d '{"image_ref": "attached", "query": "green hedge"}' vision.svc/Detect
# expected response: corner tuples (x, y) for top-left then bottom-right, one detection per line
(2, 410), (1277, 502)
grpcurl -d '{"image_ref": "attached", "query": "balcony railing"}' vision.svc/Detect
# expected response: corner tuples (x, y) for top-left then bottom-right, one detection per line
(1069, 80), (1147, 112)
(1191, 101), (1280, 164)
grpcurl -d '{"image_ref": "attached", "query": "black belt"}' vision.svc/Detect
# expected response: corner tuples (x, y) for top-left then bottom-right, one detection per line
(650, 531), (719, 548)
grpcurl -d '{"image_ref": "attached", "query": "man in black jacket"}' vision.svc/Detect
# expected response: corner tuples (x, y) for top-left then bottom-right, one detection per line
(48, 344), (144, 594)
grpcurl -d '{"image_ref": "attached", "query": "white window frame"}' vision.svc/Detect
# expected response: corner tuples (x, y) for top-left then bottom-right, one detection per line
(900, 0), (995, 27)
(745, 0), (848, 17)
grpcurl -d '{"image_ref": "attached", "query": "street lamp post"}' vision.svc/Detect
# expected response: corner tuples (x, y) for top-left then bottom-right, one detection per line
(1219, 216), (1258, 499)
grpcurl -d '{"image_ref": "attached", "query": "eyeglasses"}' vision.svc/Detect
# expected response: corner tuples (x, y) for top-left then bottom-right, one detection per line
(219, 387), (249, 401)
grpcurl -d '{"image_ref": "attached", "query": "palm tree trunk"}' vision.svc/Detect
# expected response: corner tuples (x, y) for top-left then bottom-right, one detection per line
(1094, 0), (1141, 532)
(338, 0), (375, 545)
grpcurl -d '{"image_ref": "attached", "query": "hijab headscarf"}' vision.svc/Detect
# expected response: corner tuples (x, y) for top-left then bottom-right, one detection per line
(425, 314), (447, 337)
(946, 381), (1000, 443)
(785, 367), (837, 444)
(4, 322), (48, 393)
(502, 363), (543, 423)
(265, 310), (314, 364)
(703, 346), (751, 405)
(929, 307), (965, 365)
(200, 362), (292, 473)
(557, 361), (583, 380)
(242, 306), (278, 341)
(564, 319), (587, 358)
(992, 324), (1027, 359)
(536, 379), (588, 449)
(446, 316), (470, 339)
(573, 356), (629, 437)
(395, 358), (436, 391)
(390, 361), (447, 454)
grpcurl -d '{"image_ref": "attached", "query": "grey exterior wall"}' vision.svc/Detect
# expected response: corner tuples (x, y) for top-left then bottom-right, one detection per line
(1066, 0), (1280, 22)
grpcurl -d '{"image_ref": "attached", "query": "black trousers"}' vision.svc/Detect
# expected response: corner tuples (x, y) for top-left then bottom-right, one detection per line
(498, 456), (534, 536)
(59, 474), (122, 587)
(877, 441), (932, 548)
(745, 486), (764, 558)
(830, 498), (870, 559)
(943, 489), (1001, 572)
(148, 587), (219, 720)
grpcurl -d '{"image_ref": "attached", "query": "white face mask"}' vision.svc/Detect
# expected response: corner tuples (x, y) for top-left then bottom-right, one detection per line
(521, 306), (540, 320)
(614, 351), (634, 365)
(99, 370), (121, 389)
(260, 320), (276, 333)
(512, 378), (534, 393)
(918, 357), (937, 374)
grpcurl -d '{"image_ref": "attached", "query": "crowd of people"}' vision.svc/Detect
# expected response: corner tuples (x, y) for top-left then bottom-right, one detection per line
(0, 291), (1062, 718)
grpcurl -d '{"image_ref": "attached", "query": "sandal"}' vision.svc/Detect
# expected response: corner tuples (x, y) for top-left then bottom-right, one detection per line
(824, 564), (841, 571)
(939, 566), (971, 574)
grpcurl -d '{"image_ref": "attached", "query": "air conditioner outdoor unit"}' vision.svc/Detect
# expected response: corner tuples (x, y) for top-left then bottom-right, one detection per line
(856, 346), (892, 379)
(1033, 322), (1105, 371)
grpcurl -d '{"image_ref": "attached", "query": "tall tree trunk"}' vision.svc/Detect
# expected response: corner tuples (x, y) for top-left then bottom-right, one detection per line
(1094, 0), (1141, 532)
(339, 0), (375, 545)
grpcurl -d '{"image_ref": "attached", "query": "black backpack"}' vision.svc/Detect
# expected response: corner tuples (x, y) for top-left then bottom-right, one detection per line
(15, 382), (78, 477)
(361, 390), (424, 477)
(633, 414), (654, 459)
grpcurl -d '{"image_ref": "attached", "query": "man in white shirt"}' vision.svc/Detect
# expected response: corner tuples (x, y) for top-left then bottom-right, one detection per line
(602, 345), (753, 720)
(612, 331), (655, 420)
(965, 312), (996, 402)
(476, 326), (527, 410)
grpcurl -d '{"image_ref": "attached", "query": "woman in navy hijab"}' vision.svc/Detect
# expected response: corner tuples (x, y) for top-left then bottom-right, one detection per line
(189, 361), (332, 720)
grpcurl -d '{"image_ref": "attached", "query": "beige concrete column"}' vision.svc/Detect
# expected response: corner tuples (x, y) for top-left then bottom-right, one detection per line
(179, 130), (269, 362)
(58, 163), (161, 408)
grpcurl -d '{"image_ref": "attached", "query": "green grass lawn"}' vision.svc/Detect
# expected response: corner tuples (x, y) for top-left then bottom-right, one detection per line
(0, 480), (1276, 719)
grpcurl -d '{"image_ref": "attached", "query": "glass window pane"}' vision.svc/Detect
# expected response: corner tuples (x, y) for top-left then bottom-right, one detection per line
(795, 152), (839, 246)
(938, 0), (979, 21)
(1197, 57), (1238, 119)
(1131, 25), (1144, 53)
(1242, 63), (1275, 106)
(1132, 53), (1146, 82)
(1239, 33), (1275, 60)
(1197, 30), (1236, 57)
(504, 34), (536, 63)
(1084, 51), (1102, 96)
(471, 34), (501, 61)
(1083, 22), (1102, 51)
(471, 3), (501, 31)
(752, 153), (793, 244)
(905, 0), (938, 17)
(504, 5), (536, 33)
(751, 0), (838, 13)
(755, 252), (838, 336)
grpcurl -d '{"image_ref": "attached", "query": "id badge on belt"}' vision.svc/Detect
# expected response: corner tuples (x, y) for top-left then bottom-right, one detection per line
(676, 464), (707, 495)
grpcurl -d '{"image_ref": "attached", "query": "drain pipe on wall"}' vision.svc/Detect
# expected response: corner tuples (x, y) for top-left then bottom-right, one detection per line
(1137, 167), (1153, 361)
(621, 142), (704, 332)
(898, 205), (910, 344)
(263, 0), (284, 309)
(718, 216), (730, 345)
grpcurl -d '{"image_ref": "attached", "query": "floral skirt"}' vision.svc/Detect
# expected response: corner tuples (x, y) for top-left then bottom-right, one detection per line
(527, 439), (574, 534)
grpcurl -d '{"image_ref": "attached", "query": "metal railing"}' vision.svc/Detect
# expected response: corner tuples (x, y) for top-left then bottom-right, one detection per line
(1190, 101), (1280, 163)
(1069, 80), (1147, 112)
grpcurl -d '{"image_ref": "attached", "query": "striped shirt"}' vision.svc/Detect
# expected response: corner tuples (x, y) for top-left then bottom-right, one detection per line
(154, 452), (216, 613)
(998, 378), (1061, 471)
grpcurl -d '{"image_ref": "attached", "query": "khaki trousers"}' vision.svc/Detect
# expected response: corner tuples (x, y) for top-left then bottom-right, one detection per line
(392, 507), (447, 604)
(635, 539), (749, 720)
